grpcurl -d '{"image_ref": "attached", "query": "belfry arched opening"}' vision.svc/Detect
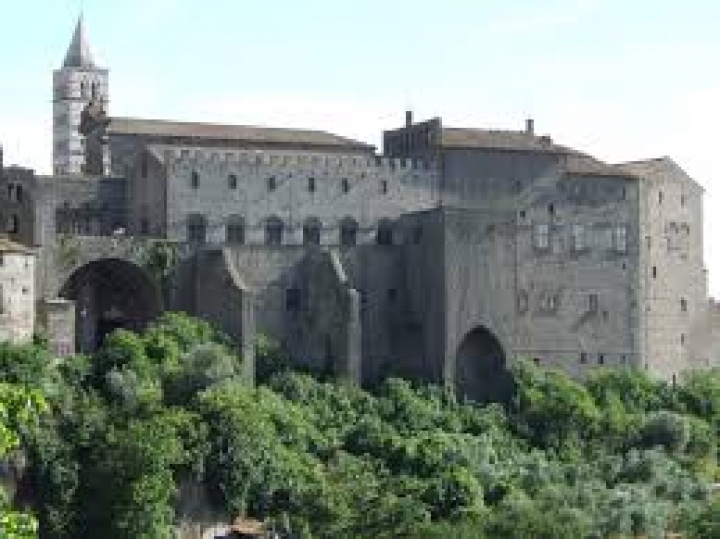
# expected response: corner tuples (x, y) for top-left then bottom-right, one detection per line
(455, 326), (514, 403)
(60, 259), (162, 352)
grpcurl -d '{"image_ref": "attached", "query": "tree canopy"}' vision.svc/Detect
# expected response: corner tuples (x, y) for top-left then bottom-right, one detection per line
(2, 313), (720, 537)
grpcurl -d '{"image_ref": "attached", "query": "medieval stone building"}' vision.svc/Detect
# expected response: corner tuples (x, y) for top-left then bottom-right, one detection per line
(0, 17), (717, 399)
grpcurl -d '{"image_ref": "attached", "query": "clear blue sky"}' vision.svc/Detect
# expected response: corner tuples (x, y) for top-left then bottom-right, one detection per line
(2, 0), (720, 291)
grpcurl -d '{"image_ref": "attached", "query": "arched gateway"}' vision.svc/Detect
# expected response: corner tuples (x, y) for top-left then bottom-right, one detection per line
(455, 326), (514, 403)
(59, 258), (162, 352)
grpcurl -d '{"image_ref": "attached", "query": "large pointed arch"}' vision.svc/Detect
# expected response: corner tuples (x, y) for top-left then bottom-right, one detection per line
(455, 326), (514, 403)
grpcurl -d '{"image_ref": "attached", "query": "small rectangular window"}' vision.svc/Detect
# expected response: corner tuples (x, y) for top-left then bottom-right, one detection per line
(652, 266), (657, 279)
(681, 298), (688, 312)
(598, 354), (605, 365)
(190, 171), (199, 189)
(614, 225), (628, 253)
(286, 288), (301, 312)
(534, 223), (550, 250)
(580, 352), (588, 364)
(308, 177), (316, 193)
(7, 215), (19, 234)
(571, 224), (585, 252)
(341, 178), (349, 193)
(228, 174), (238, 189)
(380, 180), (388, 194)
(588, 294), (599, 313)
(267, 176), (277, 191)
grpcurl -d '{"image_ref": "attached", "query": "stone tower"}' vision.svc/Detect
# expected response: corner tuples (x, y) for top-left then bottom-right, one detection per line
(52, 16), (109, 176)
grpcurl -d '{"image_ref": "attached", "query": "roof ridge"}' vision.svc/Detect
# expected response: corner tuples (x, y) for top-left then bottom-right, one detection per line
(113, 116), (351, 136)
(109, 116), (374, 149)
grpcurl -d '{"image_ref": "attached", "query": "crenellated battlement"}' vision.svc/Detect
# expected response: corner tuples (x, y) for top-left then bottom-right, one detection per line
(161, 147), (437, 174)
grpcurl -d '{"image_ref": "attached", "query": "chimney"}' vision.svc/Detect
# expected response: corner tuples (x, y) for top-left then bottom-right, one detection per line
(525, 118), (535, 135)
(405, 110), (413, 127)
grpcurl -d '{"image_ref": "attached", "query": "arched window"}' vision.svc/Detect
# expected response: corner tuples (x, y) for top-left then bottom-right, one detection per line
(340, 217), (359, 247)
(228, 174), (238, 189)
(265, 216), (284, 245)
(376, 218), (394, 246)
(226, 215), (245, 244)
(187, 214), (207, 244)
(303, 217), (322, 245)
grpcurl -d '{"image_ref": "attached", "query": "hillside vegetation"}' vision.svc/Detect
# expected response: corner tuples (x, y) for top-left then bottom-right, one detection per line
(2, 313), (720, 538)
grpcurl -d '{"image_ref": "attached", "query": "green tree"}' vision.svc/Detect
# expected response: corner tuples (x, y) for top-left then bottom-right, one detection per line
(512, 361), (600, 448)
(0, 383), (47, 539)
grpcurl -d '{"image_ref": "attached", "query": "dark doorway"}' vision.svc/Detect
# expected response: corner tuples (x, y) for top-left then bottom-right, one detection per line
(60, 259), (162, 353)
(455, 327), (513, 403)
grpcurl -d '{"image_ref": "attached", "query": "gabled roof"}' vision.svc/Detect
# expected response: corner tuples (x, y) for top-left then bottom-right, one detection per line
(62, 16), (96, 69)
(440, 127), (568, 153)
(108, 117), (375, 152)
(619, 156), (703, 190)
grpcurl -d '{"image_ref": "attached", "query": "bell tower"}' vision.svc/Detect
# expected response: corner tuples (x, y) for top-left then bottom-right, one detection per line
(53, 16), (110, 176)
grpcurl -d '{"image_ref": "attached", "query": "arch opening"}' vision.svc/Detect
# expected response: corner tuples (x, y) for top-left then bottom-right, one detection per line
(303, 217), (322, 245)
(340, 217), (358, 247)
(59, 259), (162, 353)
(265, 216), (284, 245)
(455, 326), (513, 403)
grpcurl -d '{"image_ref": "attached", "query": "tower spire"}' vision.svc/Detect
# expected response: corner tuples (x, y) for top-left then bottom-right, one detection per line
(62, 15), (96, 69)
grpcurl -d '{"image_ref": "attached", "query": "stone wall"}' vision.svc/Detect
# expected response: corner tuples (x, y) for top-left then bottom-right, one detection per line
(629, 158), (707, 380)
(0, 250), (35, 343)
(440, 147), (561, 208)
(133, 146), (439, 245)
(37, 299), (75, 356)
(215, 245), (402, 383)
(513, 173), (640, 377)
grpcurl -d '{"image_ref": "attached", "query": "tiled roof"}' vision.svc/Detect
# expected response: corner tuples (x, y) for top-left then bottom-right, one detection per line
(620, 157), (702, 190)
(620, 157), (681, 178)
(563, 153), (637, 178)
(440, 127), (567, 153)
(108, 117), (375, 152)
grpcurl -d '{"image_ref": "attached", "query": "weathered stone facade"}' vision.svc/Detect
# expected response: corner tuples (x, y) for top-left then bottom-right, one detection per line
(0, 237), (35, 344)
(0, 17), (717, 400)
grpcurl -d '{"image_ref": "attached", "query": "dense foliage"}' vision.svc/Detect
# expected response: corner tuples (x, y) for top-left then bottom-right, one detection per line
(0, 380), (46, 538)
(3, 313), (720, 537)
